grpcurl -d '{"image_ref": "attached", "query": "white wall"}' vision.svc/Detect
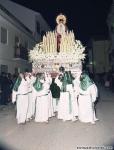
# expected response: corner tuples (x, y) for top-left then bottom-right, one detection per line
(0, 0), (50, 41)
(0, 0), (38, 32)
(0, 12), (35, 74)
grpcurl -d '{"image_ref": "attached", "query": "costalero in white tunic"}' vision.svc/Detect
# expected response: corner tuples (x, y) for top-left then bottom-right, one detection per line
(78, 84), (98, 123)
(45, 73), (55, 118)
(12, 78), (29, 124)
(26, 75), (36, 120)
(33, 80), (50, 123)
(72, 78), (80, 117)
(55, 75), (76, 121)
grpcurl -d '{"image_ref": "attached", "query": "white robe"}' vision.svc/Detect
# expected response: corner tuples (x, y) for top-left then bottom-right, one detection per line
(78, 84), (98, 123)
(53, 98), (58, 112)
(45, 75), (55, 117)
(12, 79), (29, 124)
(72, 78), (80, 117)
(26, 76), (36, 119)
(31, 76), (36, 116)
(55, 77), (76, 121)
(33, 82), (50, 122)
(48, 91), (55, 117)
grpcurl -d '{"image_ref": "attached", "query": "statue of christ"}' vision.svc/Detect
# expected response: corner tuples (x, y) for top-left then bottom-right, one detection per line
(55, 14), (68, 52)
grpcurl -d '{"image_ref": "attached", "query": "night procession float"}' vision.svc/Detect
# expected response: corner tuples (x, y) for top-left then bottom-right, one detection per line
(29, 14), (85, 76)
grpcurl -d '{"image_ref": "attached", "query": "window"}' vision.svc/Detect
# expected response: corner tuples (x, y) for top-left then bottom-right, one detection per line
(22, 41), (28, 60)
(1, 27), (8, 44)
(1, 65), (8, 73)
(14, 36), (20, 58)
(15, 36), (20, 45)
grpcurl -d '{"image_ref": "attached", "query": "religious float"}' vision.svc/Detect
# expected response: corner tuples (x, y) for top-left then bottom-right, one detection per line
(29, 14), (86, 75)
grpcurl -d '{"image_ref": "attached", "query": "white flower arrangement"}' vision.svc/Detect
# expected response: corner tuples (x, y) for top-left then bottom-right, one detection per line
(29, 30), (86, 72)
(29, 40), (85, 62)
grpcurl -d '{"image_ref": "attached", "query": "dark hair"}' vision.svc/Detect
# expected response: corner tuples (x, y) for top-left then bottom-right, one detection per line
(36, 73), (44, 80)
(59, 66), (65, 73)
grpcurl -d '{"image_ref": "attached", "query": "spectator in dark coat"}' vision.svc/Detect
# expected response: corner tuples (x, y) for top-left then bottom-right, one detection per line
(0, 72), (10, 105)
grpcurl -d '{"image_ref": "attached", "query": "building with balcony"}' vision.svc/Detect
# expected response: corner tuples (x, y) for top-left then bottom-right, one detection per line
(0, 1), (50, 74)
(0, 0), (50, 41)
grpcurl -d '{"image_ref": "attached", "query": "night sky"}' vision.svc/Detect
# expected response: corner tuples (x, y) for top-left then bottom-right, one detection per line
(10, 0), (112, 43)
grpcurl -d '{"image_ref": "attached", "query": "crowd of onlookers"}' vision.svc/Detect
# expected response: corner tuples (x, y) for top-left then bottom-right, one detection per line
(82, 66), (114, 93)
(94, 70), (114, 92)
(103, 70), (114, 92)
(87, 69), (114, 92)
(0, 72), (18, 105)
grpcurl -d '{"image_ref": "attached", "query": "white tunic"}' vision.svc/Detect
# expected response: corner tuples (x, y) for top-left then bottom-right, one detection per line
(72, 78), (80, 117)
(33, 82), (50, 122)
(12, 78), (29, 124)
(31, 76), (36, 116)
(26, 76), (36, 119)
(55, 77), (76, 121)
(45, 75), (55, 117)
(78, 84), (98, 123)
(54, 76), (61, 112)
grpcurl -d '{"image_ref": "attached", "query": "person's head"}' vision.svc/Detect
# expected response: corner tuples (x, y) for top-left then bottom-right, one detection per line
(45, 72), (51, 79)
(60, 71), (74, 84)
(24, 71), (28, 77)
(7, 73), (11, 78)
(71, 69), (82, 79)
(80, 73), (94, 91)
(59, 19), (64, 24)
(31, 72), (36, 77)
(25, 72), (31, 78)
(59, 66), (65, 74)
(36, 73), (45, 83)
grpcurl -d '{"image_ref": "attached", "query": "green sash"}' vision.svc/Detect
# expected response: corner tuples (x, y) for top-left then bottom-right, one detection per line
(60, 71), (73, 114)
(13, 77), (22, 91)
(60, 71), (74, 92)
(33, 78), (43, 91)
(61, 75), (67, 92)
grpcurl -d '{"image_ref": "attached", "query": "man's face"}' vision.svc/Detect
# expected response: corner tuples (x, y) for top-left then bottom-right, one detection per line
(59, 19), (64, 24)
(58, 74), (63, 80)
(72, 71), (81, 79)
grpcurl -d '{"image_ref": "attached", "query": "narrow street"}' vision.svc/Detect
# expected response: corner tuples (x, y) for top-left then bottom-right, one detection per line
(0, 85), (114, 150)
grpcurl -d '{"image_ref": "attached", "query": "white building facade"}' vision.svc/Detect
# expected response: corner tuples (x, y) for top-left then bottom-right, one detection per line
(0, 1), (50, 74)
(0, 0), (50, 41)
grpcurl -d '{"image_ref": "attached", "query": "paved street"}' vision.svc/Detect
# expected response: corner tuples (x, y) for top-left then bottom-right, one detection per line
(0, 85), (114, 150)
